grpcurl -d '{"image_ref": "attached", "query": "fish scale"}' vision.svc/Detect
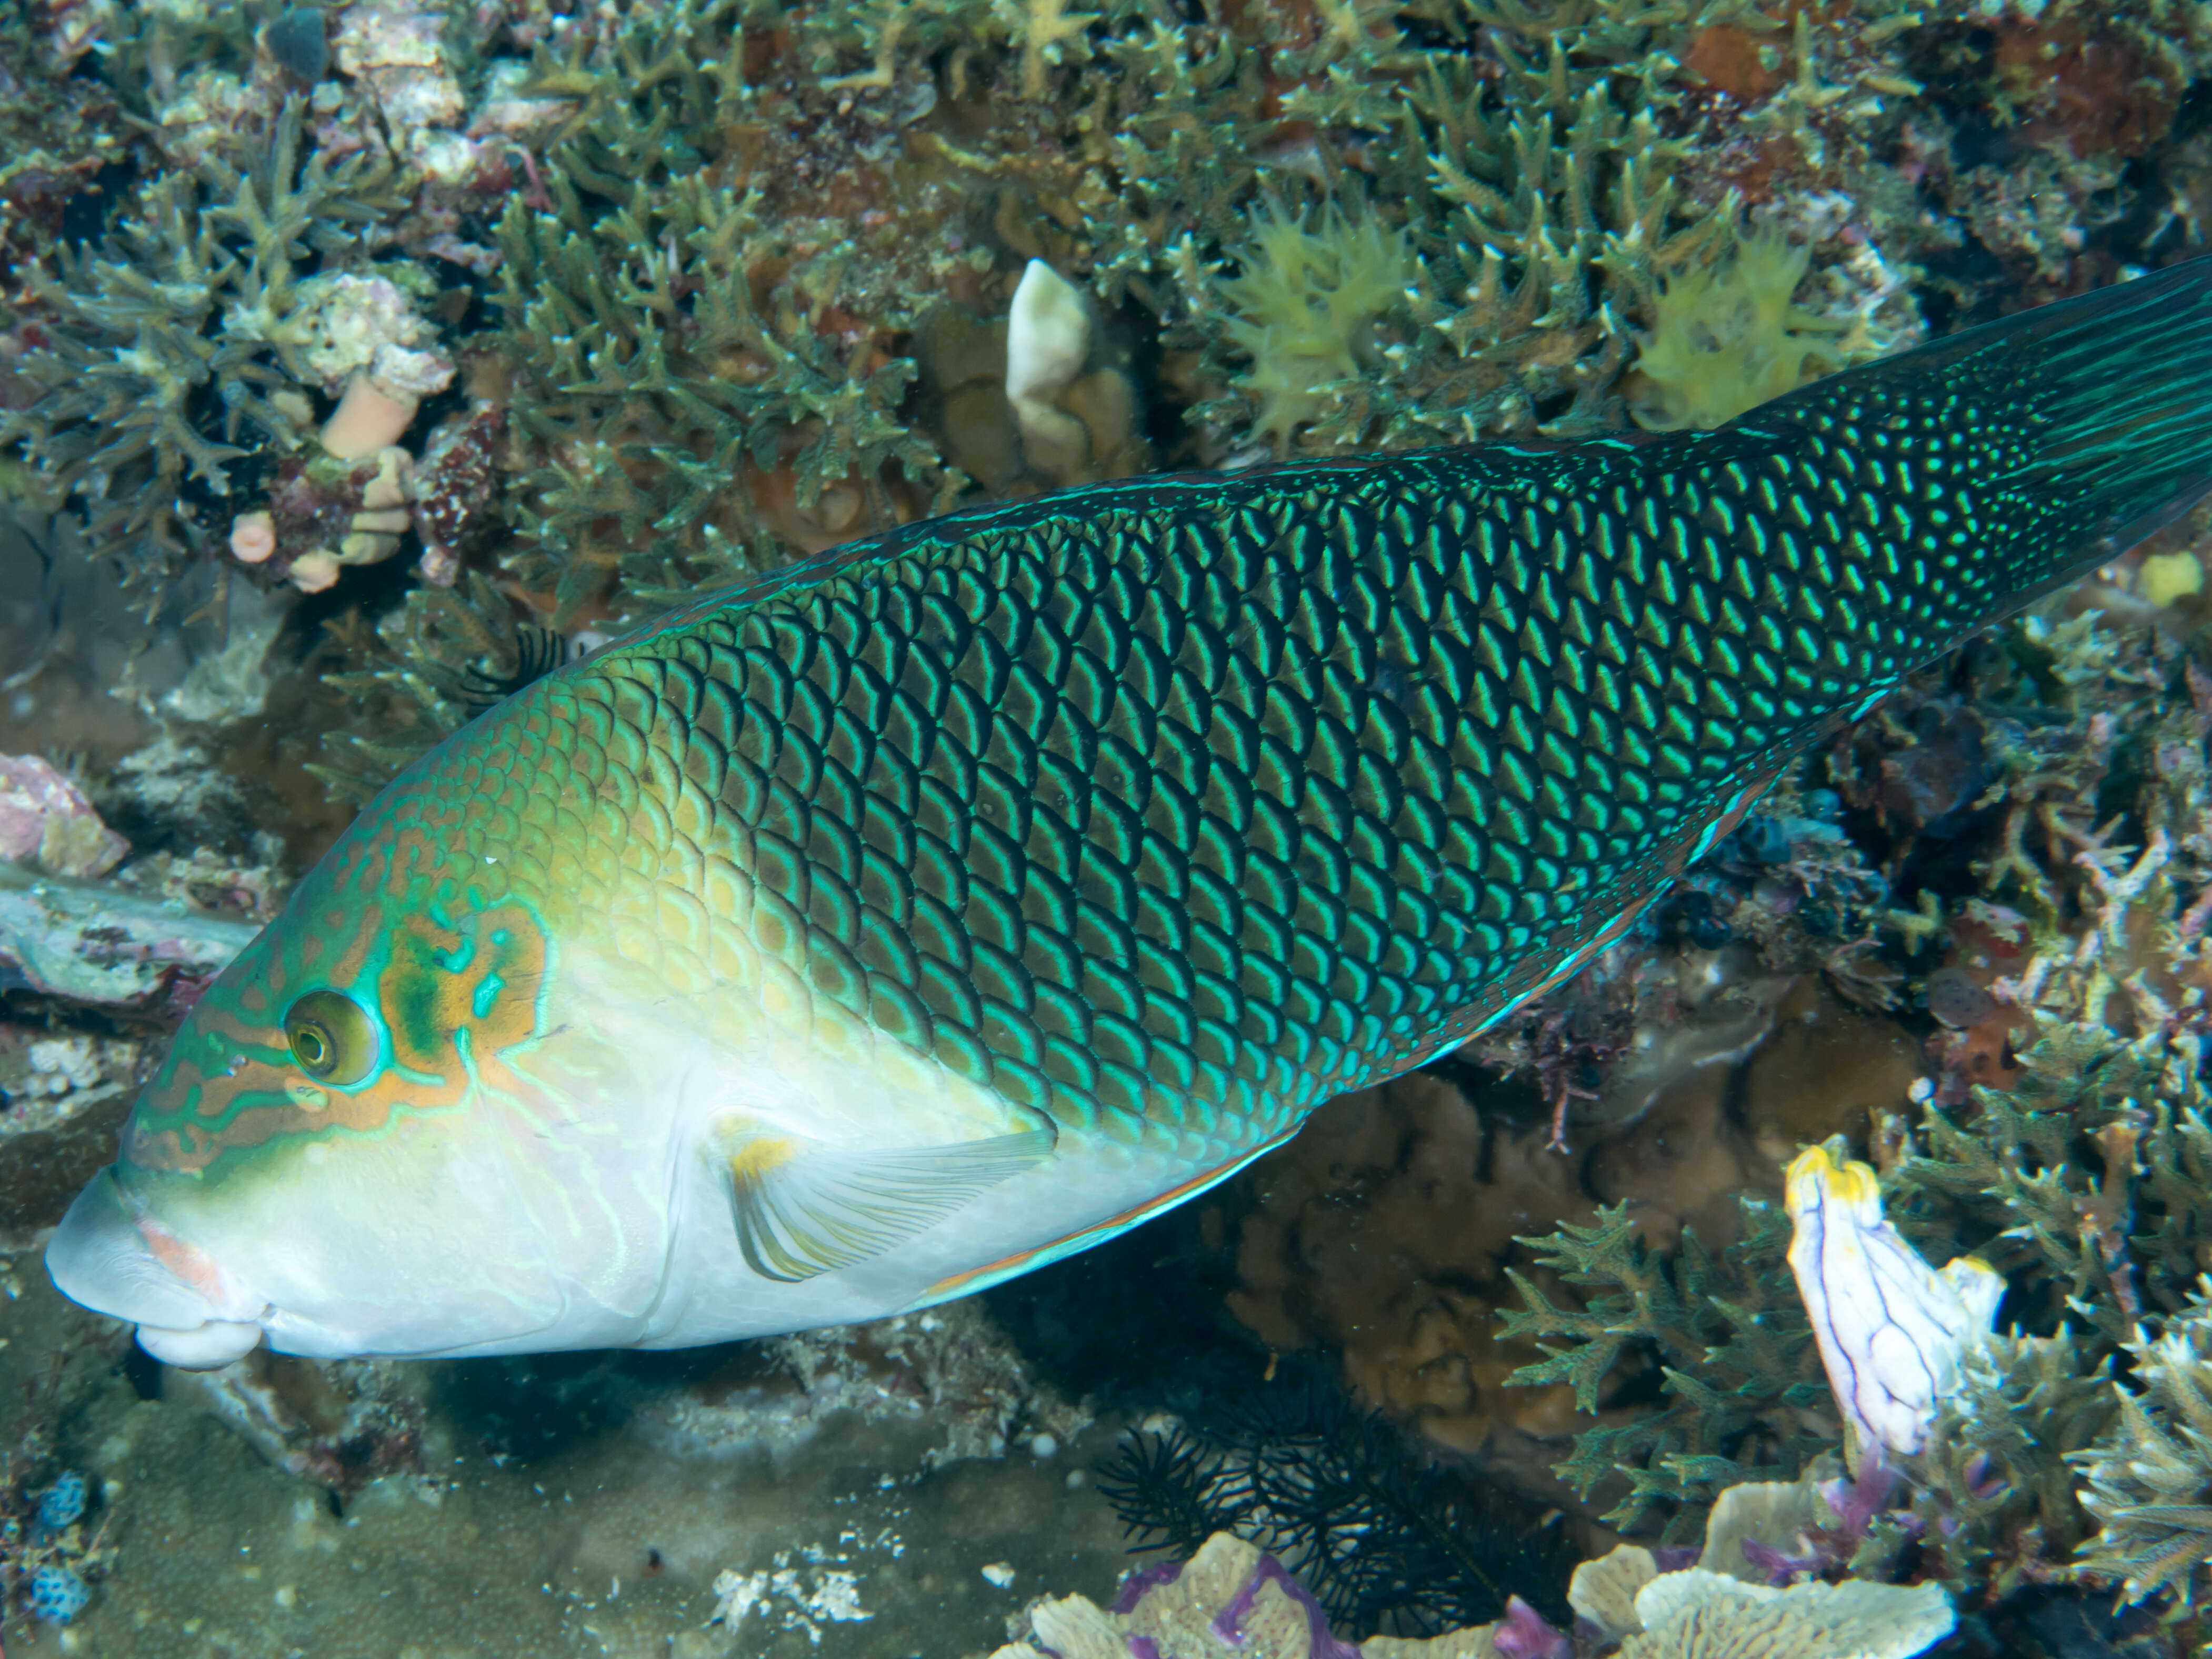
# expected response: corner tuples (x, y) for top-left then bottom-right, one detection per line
(46, 257), (2212, 1364)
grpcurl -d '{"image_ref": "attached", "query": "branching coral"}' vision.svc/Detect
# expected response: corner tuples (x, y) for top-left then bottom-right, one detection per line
(1499, 1198), (1831, 1539)
(1778, 585), (2212, 1615)
(490, 2), (961, 629)
(2073, 1294), (2212, 1613)
(493, 168), (948, 625)
(1910, 1332), (2116, 1600)
(1, 99), (406, 592)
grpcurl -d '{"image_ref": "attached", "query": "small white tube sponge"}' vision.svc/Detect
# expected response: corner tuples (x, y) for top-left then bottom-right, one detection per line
(1005, 259), (1092, 475)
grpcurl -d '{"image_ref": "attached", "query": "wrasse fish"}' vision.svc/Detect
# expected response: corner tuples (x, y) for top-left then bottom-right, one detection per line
(48, 261), (2212, 1368)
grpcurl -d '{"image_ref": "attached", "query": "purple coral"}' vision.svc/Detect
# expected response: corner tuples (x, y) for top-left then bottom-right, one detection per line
(1489, 1595), (1570, 1659)
(1210, 1552), (1363, 1659)
(1112, 1558), (1185, 1613)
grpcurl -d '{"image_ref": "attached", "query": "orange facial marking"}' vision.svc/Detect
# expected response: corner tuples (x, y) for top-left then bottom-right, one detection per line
(129, 890), (552, 1173)
(378, 903), (549, 1101)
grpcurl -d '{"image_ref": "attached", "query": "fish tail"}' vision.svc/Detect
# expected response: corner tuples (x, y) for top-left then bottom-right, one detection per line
(1739, 256), (2212, 607)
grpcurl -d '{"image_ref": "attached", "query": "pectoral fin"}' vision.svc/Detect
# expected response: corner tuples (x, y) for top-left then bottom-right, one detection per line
(721, 1124), (1056, 1283)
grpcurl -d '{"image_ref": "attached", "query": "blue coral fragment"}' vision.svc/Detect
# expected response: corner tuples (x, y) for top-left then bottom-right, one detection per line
(30, 1563), (89, 1624)
(36, 1470), (87, 1530)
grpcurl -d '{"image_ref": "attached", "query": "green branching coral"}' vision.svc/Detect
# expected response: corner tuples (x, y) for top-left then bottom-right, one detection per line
(758, 0), (1907, 473)
(2074, 1296), (2212, 1612)
(1912, 1332), (2117, 1601)
(1801, 599), (2212, 1613)
(1499, 1198), (1829, 1540)
(1, 100), (402, 591)
(492, 169), (948, 628)
(492, 2), (956, 629)
(1156, 9), (1807, 458)
(1888, 1021), (2185, 1347)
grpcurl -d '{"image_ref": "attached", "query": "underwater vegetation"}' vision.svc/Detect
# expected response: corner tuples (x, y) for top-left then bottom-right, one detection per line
(3, 96), (412, 591)
(1498, 1196), (1830, 1538)
(1096, 1361), (1571, 1638)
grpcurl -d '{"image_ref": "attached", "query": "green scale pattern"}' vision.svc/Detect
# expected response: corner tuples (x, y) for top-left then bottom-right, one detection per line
(425, 260), (2212, 1146)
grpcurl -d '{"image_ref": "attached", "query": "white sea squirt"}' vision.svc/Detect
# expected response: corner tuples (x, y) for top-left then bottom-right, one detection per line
(1784, 1140), (2006, 1458)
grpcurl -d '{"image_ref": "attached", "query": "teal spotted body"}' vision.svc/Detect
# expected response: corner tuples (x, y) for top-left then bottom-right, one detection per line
(47, 261), (2212, 1366)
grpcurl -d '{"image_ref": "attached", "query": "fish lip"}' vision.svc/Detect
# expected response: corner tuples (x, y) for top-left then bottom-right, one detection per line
(45, 1165), (263, 1335)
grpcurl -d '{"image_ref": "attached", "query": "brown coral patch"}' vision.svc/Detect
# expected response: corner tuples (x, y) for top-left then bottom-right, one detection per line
(1991, 20), (2180, 159)
(1681, 25), (1787, 104)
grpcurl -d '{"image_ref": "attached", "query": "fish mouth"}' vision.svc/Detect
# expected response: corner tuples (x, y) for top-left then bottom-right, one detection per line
(45, 1167), (266, 1370)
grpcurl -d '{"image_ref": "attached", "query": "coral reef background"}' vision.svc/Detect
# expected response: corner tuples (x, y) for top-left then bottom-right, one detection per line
(4, 0), (2212, 1649)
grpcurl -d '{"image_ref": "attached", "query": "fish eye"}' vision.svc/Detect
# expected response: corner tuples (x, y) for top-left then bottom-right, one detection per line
(282, 990), (377, 1085)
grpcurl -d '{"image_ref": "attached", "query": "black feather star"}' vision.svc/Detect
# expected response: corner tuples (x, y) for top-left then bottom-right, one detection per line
(1096, 1361), (1570, 1640)
(456, 625), (568, 712)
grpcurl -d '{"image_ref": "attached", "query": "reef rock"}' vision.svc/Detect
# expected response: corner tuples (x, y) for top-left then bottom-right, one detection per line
(0, 753), (125, 879)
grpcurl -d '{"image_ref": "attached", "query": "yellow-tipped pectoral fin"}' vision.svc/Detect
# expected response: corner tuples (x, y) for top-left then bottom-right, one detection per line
(715, 1118), (1057, 1284)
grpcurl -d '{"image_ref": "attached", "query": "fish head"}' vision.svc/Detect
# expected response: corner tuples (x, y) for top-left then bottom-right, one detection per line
(46, 808), (608, 1366)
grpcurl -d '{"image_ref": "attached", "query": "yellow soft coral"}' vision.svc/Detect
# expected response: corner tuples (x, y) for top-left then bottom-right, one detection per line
(1628, 227), (1844, 431)
(1219, 198), (1409, 453)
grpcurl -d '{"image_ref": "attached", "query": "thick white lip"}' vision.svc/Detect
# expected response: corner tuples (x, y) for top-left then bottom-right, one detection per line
(134, 1320), (264, 1369)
